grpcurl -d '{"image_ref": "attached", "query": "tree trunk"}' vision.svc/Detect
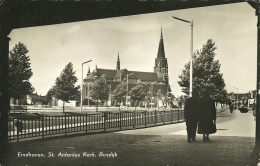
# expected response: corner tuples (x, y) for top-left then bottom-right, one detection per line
(63, 101), (65, 113)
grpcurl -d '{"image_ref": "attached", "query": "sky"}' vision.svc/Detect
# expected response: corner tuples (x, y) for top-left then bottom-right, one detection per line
(8, 2), (257, 96)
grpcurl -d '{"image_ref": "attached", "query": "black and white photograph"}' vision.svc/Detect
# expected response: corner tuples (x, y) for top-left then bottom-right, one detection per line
(1, 0), (260, 165)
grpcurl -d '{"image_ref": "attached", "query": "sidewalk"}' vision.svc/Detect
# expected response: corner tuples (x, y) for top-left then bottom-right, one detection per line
(2, 109), (258, 166)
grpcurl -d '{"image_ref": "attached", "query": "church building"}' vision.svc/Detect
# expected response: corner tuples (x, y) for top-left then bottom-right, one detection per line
(83, 28), (171, 107)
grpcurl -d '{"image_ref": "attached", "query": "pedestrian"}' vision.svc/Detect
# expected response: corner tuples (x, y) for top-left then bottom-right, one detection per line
(184, 90), (200, 143)
(229, 104), (233, 113)
(197, 90), (217, 142)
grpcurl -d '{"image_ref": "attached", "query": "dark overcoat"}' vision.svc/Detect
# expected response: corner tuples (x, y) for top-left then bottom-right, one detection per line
(197, 96), (216, 134)
(184, 96), (200, 121)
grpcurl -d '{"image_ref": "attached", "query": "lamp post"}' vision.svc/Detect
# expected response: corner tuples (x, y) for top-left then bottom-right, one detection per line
(234, 87), (238, 109)
(81, 60), (92, 113)
(126, 73), (134, 111)
(172, 16), (193, 97)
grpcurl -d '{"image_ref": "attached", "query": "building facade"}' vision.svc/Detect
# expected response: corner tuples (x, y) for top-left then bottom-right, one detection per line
(228, 90), (256, 108)
(83, 28), (171, 107)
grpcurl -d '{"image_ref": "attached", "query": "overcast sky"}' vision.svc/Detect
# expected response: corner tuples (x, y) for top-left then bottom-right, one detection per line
(8, 2), (257, 96)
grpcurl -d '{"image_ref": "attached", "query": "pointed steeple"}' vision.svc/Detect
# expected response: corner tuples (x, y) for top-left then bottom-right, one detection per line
(157, 26), (165, 58)
(93, 63), (98, 78)
(87, 66), (90, 76)
(154, 26), (169, 83)
(160, 25), (163, 39)
(116, 52), (120, 71)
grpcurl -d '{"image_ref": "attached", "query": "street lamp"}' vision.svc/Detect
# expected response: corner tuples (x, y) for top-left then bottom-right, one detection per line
(126, 73), (134, 111)
(172, 16), (193, 97)
(234, 87), (238, 109)
(81, 60), (92, 113)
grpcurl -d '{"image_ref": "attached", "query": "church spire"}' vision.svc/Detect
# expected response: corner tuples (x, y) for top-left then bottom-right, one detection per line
(87, 66), (90, 76)
(160, 25), (163, 40)
(157, 26), (165, 58)
(116, 52), (120, 71)
(93, 63), (98, 78)
(154, 26), (168, 83)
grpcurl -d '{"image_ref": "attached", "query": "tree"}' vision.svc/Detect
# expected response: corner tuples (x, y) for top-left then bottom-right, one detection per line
(89, 74), (110, 111)
(9, 42), (34, 104)
(155, 89), (161, 110)
(53, 62), (80, 112)
(178, 39), (228, 101)
(44, 86), (56, 105)
(178, 95), (188, 108)
(165, 93), (175, 108)
(146, 88), (160, 110)
(214, 89), (229, 107)
(112, 79), (126, 111)
(129, 82), (146, 111)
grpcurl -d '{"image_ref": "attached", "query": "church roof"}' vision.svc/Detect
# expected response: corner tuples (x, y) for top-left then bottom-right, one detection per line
(87, 68), (117, 79)
(157, 27), (165, 59)
(97, 68), (117, 78)
(84, 68), (164, 82)
(128, 71), (163, 82)
(84, 73), (96, 81)
(114, 69), (128, 78)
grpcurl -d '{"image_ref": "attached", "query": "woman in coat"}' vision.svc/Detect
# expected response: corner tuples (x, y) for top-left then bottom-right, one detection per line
(197, 90), (216, 141)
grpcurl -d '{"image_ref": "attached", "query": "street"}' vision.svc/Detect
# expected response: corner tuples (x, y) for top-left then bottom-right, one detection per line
(2, 109), (257, 166)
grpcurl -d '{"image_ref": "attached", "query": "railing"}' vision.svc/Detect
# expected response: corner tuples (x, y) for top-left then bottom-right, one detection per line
(10, 105), (27, 113)
(8, 109), (184, 142)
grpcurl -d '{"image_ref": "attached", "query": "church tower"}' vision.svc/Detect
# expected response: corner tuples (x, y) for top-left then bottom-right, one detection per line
(154, 27), (169, 84)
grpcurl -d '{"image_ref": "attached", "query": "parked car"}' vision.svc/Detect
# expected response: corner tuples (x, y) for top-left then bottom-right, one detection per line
(238, 105), (248, 113)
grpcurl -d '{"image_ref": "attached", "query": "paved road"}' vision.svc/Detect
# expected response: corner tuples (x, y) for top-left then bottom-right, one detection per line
(2, 109), (257, 166)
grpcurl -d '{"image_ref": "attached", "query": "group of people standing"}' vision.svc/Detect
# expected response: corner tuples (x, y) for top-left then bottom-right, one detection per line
(184, 90), (217, 143)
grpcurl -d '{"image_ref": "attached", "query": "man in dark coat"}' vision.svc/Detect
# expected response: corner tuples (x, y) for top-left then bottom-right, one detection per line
(229, 104), (233, 113)
(197, 90), (216, 141)
(184, 90), (200, 143)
